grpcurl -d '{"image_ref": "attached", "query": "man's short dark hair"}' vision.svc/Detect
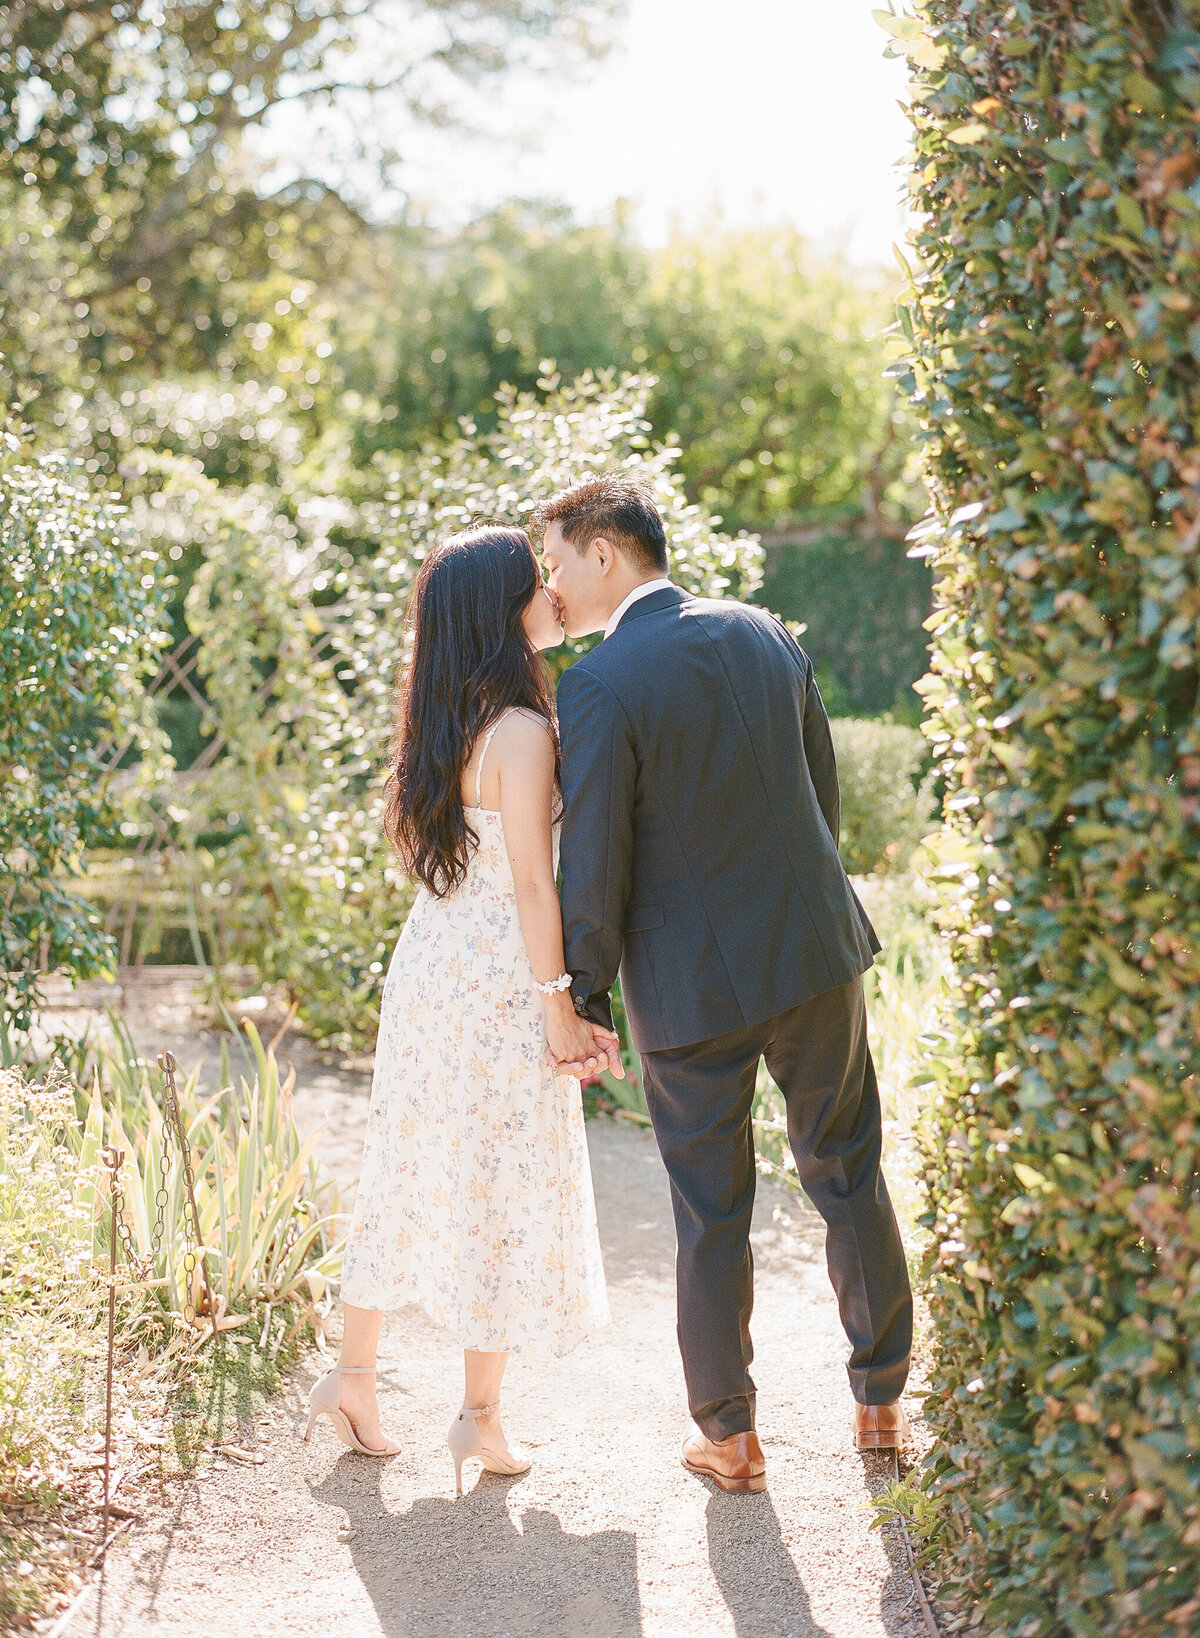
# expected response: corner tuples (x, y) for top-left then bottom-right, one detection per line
(532, 475), (668, 573)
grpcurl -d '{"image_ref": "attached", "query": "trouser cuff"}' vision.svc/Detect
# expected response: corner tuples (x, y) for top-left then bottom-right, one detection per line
(848, 1361), (910, 1406)
(692, 1393), (756, 1442)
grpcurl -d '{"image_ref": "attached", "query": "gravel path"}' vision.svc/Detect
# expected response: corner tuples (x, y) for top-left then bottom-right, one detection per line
(43, 983), (929, 1638)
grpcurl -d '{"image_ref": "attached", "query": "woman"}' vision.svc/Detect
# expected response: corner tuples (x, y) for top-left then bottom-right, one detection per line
(303, 524), (618, 1491)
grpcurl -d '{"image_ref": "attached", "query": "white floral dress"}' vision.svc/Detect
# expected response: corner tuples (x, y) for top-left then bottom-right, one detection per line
(340, 711), (610, 1356)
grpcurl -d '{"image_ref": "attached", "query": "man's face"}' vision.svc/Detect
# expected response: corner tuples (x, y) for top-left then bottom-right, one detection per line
(541, 520), (609, 638)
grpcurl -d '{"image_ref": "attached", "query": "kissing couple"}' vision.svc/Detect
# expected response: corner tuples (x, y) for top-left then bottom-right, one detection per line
(304, 474), (913, 1494)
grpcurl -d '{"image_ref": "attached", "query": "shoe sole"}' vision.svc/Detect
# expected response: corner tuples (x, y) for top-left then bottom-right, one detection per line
(479, 1455), (532, 1476)
(681, 1457), (767, 1493)
(853, 1431), (906, 1450)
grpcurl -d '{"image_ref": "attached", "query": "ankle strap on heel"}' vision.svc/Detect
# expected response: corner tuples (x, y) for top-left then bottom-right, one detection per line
(337, 1364), (378, 1375)
(457, 1401), (499, 1419)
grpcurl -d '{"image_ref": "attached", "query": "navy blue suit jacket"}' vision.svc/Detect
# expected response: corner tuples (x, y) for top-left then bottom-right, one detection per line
(556, 585), (879, 1053)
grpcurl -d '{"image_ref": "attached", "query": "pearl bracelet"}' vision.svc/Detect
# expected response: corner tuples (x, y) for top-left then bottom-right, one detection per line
(534, 972), (573, 995)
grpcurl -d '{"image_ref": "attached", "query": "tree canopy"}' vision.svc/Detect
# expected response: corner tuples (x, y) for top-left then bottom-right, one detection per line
(1, 0), (617, 364)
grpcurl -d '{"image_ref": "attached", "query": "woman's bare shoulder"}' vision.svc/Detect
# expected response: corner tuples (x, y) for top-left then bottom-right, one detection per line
(493, 708), (555, 767)
(507, 705), (555, 735)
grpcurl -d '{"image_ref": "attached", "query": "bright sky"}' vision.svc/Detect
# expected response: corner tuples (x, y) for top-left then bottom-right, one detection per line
(397, 0), (913, 265)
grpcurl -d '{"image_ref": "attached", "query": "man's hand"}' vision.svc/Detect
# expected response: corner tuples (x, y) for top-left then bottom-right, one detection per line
(547, 1022), (626, 1081)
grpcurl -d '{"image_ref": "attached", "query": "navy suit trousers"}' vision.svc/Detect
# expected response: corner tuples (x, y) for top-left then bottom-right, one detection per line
(639, 975), (912, 1441)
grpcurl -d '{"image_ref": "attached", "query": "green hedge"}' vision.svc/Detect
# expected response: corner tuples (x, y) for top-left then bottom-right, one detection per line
(886, 5), (1200, 1634)
(831, 718), (934, 876)
(759, 528), (932, 718)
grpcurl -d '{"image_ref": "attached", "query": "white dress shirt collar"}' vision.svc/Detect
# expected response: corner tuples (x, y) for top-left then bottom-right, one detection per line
(603, 577), (676, 639)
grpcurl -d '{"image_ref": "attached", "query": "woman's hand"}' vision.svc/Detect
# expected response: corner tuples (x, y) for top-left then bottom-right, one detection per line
(544, 996), (625, 1080)
(546, 1007), (605, 1076)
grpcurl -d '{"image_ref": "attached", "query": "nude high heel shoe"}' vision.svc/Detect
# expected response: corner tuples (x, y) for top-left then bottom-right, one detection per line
(446, 1401), (532, 1495)
(303, 1363), (401, 1456)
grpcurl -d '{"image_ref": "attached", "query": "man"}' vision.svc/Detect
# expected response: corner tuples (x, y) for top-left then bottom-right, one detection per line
(536, 474), (912, 1494)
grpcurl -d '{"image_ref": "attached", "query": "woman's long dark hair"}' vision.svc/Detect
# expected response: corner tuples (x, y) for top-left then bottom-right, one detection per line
(383, 524), (559, 898)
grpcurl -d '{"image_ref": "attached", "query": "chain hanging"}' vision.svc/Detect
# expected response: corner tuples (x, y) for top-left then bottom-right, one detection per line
(99, 1055), (220, 1334)
(109, 1089), (172, 1283)
(157, 1051), (220, 1344)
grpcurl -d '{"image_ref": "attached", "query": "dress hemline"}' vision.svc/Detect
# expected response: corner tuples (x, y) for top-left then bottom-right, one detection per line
(337, 1280), (611, 1359)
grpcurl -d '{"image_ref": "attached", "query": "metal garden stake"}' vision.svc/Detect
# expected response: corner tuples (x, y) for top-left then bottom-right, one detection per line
(157, 1050), (219, 1343)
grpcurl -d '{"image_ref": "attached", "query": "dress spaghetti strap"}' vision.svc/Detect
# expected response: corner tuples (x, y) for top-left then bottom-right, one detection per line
(474, 710), (513, 809)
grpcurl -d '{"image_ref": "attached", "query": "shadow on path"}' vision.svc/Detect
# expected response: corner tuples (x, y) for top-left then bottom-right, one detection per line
(588, 1120), (678, 1286)
(311, 1459), (642, 1638)
(89, 1476), (194, 1637)
(704, 1488), (837, 1638)
(855, 1450), (924, 1634)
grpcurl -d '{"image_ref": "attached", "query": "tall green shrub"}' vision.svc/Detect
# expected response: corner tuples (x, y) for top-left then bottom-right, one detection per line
(355, 212), (913, 530)
(830, 718), (935, 876)
(885, 6), (1200, 1633)
(0, 423), (165, 1032)
(761, 531), (932, 717)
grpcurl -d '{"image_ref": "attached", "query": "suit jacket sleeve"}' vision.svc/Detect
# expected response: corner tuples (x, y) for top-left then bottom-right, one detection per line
(800, 653), (840, 848)
(769, 614), (841, 847)
(556, 661), (636, 1034)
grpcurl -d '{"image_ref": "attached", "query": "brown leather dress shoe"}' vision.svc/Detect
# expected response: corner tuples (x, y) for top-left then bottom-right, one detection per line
(853, 1401), (911, 1451)
(681, 1430), (767, 1493)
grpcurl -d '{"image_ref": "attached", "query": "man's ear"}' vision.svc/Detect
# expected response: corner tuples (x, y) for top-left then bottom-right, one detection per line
(594, 536), (615, 575)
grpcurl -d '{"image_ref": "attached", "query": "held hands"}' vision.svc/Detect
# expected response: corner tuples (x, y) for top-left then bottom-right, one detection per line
(544, 1004), (626, 1082)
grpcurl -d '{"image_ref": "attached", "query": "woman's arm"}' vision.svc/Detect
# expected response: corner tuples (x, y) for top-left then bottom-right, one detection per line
(494, 713), (622, 1076)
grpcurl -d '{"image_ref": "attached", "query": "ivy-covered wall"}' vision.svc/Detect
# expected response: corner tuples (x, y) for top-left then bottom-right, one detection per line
(886, 4), (1200, 1634)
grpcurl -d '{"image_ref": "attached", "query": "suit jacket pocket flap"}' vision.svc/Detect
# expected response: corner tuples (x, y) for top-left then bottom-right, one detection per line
(626, 903), (664, 933)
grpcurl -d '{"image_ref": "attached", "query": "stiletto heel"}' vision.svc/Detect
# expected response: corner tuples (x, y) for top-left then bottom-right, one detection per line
(447, 1404), (482, 1495)
(446, 1401), (531, 1495)
(303, 1363), (400, 1456)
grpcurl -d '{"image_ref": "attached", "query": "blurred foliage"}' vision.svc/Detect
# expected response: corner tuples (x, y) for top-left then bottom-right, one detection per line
(1, 181), (928, 712)
(762, 528), (932, 717)
(0, 418), (167, 1034)
(0, 182), (88, 421)
(830, 719), (935, 877)
(339, 206), (928, 711)
(4, 169), (933, 726)
(0, 0), (617, 376)
(350, 204), (921, 532)
(883, 3), (1200, 1633)
(644, 229), (911, 534)
(348, 206), (649, 459)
